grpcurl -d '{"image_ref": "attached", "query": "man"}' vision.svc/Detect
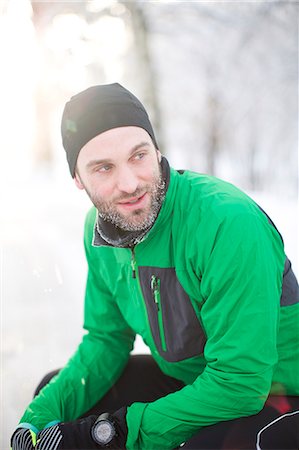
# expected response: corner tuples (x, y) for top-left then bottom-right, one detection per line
(11, 83), (299, 449)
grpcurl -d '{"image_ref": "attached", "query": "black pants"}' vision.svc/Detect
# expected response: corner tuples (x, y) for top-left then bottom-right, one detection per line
(36, 355), (299, 450)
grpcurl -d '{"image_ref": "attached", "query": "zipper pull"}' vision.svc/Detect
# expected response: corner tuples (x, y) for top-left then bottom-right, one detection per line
(151, 275), (160, 309)
(150, 275), (167, 352)
(131, 248), (136, 278)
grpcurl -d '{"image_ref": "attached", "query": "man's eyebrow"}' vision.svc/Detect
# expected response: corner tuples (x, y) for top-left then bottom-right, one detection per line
(86, 158), (112, 169)
(130, 142), (151, 154)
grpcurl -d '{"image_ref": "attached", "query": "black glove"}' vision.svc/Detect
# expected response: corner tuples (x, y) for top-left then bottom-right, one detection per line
(36, 407), (128, 450)
(11, 428), (36, 450)
(36, 416), (97, 450)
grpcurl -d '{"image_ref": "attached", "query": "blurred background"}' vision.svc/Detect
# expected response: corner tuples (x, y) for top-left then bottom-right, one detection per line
(0, 0), (298, 447)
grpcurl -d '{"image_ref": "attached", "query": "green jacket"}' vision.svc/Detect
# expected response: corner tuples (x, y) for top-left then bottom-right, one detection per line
(19, 166), (299, 449)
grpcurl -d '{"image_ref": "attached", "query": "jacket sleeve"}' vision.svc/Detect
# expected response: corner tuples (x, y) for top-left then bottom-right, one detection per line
(18, 208), (135, 432)
(125, 209), (285, 449)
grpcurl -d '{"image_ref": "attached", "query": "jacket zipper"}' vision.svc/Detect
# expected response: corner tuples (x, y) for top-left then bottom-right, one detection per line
(130, 249), (153, 351)
(151, 275), (167, 352)
(131, 248), (137, 278)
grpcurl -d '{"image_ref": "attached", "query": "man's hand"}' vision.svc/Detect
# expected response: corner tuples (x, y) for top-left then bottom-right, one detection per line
(35, 407), (128, 450)
(35, 416), (97, 450)
(11, 428), (37, 450)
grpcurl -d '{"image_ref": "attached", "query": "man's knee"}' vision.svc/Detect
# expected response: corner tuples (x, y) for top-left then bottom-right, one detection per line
(257, 411), (299, 449)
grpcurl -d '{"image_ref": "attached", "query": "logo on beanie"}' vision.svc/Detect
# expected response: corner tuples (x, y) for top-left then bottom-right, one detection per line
(66, 119), (77, 133)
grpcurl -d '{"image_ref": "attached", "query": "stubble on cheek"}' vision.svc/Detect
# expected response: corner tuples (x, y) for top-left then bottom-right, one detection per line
(91, 170), (165, 231)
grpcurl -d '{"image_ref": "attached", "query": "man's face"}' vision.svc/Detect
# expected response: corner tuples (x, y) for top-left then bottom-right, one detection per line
(74, 126), (164, 231)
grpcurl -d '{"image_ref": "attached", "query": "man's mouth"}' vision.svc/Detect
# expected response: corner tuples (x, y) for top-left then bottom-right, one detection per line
(126, 198), (141, 204)
(118, 192), (148, 208)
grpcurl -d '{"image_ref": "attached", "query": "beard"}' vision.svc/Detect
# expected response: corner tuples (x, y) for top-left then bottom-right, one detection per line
(86, 170), (165, 232)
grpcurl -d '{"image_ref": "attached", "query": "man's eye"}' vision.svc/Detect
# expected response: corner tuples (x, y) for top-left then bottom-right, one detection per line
(134, 152), (146, 160)
(98, 165), (112, 173)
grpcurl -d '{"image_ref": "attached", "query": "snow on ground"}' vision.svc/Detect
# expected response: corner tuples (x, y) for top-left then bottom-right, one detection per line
(1, 172), (297, 449)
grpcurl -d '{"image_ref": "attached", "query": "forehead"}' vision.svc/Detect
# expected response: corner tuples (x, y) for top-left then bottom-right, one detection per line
(79, 126), (153, 160)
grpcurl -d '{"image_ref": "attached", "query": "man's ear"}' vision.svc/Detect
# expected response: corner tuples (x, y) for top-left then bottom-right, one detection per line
(157, 150), (162, 163)
(74, 171), (84, 190)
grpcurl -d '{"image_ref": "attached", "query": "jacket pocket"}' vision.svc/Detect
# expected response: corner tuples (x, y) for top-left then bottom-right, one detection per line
(151, 275), (167, 352)
(138, 267), (206, 362)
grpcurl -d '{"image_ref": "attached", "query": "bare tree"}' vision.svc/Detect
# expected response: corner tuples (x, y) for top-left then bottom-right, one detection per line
(119, 1), (164, 152)
(29, 0), (164, 165)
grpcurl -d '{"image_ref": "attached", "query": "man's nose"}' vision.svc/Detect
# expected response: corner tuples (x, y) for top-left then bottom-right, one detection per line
(115, 166), (139, 194)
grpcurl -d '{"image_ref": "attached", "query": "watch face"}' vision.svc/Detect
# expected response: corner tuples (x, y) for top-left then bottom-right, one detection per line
(93, 420), (115, 445)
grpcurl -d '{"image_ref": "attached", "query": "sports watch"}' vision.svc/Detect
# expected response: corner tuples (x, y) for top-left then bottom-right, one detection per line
(91, 412), (116, 446)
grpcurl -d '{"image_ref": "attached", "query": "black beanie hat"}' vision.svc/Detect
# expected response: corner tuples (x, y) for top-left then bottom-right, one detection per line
(61, 83), (158, 177)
